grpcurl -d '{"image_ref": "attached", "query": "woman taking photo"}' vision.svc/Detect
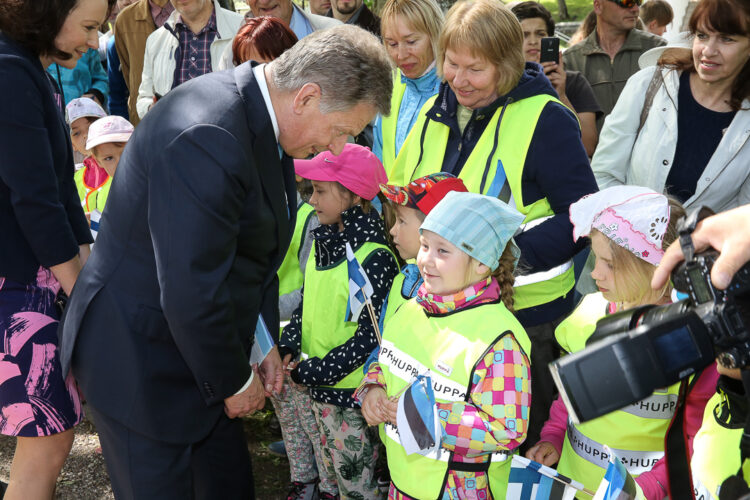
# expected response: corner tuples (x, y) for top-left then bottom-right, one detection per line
(592, 0), (750, 212)
(0, 0), (109, 497)
(373, 0), (443, 175)
(389, 0), (597, 451)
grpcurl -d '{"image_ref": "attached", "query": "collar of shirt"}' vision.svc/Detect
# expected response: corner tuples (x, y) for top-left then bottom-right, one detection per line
(345, 4), (365, 25)
(149, 0), (175, 28)
(176, 10), (217, 36)
(289, 5), (314, 40)
(252, 64), (281, 148)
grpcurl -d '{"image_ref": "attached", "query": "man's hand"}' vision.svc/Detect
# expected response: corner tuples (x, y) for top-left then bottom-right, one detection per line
(652, 205), (750, 290)
(224, 372), (265, 418)
(258, 347), (284, 397)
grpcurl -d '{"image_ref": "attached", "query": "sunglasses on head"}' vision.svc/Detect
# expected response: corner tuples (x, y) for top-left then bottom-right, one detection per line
(607, 0), (642, 8)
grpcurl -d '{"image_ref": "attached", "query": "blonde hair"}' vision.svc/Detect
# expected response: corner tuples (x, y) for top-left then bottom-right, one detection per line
(438, 0), (525, 96)
(597, 198), (686, 306)
(381, 0), (445, 65)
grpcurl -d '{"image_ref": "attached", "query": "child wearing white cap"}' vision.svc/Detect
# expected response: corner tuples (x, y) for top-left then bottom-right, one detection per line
(525, 186), (718, 499)
(83, 115), (134, 238)
(66, 97), (108, 206)
(357, 191), (533, 499)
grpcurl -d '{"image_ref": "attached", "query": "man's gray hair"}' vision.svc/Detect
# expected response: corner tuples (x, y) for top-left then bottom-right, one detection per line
(270, 25), (394, 116)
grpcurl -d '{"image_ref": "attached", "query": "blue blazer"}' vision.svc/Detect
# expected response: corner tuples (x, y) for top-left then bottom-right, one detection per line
(60, 62), (297, 443)
(0, 34), (93, 284)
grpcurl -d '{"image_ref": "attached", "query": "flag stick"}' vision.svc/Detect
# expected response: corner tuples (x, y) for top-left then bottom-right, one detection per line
(532, 466), (596, 497)
(365, 301), (382, 345)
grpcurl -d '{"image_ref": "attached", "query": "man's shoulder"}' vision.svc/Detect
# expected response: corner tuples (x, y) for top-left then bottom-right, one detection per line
(217, 5), (245, 32)
(115, 0), (152, 30)
(627, 29), (667, 50)
(305, 10), (343, 30)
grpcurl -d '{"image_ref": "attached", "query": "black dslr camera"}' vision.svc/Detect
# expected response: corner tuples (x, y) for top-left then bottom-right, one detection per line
(550, 207), (750, 424)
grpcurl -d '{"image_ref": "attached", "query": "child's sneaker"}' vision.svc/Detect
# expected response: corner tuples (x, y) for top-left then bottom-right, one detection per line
(286, 480), (319, 500)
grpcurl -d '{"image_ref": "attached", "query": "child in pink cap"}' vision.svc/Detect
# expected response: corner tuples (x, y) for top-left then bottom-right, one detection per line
(279, 144), (399, 500)
(525, 186), (718, 499)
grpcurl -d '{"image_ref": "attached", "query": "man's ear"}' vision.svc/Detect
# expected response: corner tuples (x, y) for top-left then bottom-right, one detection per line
(291, 83), (322, 116)
(592, 0), (603, 14)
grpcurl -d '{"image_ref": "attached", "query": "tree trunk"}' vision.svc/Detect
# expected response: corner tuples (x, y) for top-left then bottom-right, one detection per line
(557, 0), (569, 20)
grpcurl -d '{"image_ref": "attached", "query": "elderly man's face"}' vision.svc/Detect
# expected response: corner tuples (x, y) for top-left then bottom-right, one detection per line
(171, 0), (212, 20)
(279, 99), (376, 158)
(332, 0), (362, 16)
(248, 0), (294, 26)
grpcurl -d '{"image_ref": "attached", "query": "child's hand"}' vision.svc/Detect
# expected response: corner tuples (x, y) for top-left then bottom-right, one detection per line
(362, 387), (389, 426)
(384, 396), (398, 425)
(524, 441), (560, 466)
(282, 353), (297, 372)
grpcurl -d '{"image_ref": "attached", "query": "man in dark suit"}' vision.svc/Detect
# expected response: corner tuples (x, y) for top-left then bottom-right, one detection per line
(60, 25), (393, 500)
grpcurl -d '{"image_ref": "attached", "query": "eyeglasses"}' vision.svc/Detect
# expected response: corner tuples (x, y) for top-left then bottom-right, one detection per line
(606, 0), (642, 8)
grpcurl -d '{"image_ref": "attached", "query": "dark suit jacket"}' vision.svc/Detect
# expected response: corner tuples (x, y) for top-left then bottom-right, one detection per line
(60, 62), (296, 444)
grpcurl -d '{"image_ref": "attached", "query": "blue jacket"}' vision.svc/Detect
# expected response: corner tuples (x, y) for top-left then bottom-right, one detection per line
(106, 36), (129, 120)
(373, 66), (440, 162)
(0, 34), (93, 284)
(428, 62), (598, 326)
(47, 48), (109, 106)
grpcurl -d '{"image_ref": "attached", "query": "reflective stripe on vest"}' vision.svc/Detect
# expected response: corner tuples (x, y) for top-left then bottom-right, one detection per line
(278, 202), (315, 298)
(691, 392), (750, 499)
(555, 294), (680, 491)
(300, 241), (396, 390)
(381, 70), (408, 175)
(378, 299), (531, 499)
(565, 419), (664, 476)
(388, 94), (575, 310)
(514, 215), (573, 287)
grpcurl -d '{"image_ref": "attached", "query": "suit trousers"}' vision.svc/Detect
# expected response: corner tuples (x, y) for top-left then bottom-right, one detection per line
(89, 405), (254, 500)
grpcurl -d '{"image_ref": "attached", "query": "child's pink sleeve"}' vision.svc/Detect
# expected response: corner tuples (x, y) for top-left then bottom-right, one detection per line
(353, 362), (385, 404)
(436, 333), (531, 457)
(538, 395), (568, 454)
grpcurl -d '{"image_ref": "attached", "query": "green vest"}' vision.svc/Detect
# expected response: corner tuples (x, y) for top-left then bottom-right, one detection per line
(381, 70), (408, 175)
(74, 167), (111, 213)
(555, 293), (679, 496)
(300, 241), (396, 390)
(278, 202), (316, 297)
(388, 94), (574, 310)
(692, 392), (750, 499)
(378, 299), (532, 499)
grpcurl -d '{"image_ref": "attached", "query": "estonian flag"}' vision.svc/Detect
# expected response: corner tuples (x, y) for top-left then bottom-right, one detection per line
(396, 374), (441, 456)
(345, 242), (374, 322)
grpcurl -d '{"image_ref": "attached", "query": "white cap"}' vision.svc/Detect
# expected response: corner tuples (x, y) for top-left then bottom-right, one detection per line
(65, 97), (106, 125)
(638, 31), (693, 69)
(86, 116), (134, 150)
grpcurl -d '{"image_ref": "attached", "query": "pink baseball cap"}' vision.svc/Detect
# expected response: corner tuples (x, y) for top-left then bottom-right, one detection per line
(85, 115), (134, 150)
(294, 144), (387, 201)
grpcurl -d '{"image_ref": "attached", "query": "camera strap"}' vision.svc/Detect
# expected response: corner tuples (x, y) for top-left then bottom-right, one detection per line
(665, 370), (703, 499)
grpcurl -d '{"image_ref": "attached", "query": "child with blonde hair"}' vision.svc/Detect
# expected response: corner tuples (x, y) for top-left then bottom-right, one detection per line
(526, 186), (718, 499)
(357, 191), (532, 499)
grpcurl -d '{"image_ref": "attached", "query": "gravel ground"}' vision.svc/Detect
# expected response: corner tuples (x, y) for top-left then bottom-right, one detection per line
(0, 404), (290, 499)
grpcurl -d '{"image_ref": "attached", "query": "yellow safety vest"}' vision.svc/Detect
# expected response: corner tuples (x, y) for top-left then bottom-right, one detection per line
(380, 70), (408, 174)
(74, 167), (111, 213)
(378, 298), (531, 499)
(300, 241), (396, 390)
(692, 392), (750, 499)
(388, 94), (575, 310)
(555, 293), (679, 497)
(278, 202), (316, 298)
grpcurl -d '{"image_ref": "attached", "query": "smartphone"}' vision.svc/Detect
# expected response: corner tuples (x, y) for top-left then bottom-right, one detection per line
(540, 37), (560, 64)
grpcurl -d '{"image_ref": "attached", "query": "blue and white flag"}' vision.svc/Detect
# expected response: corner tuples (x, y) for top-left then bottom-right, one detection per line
(507, 455), (582, 500)
(593, 447), (637, 500)
(396, 374), (441, 456)
(345, 242), (374, 322)
(249, 314), (275, 365)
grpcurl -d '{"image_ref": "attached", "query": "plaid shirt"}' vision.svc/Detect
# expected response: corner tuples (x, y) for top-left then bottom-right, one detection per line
(172, 11), (218, 88)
